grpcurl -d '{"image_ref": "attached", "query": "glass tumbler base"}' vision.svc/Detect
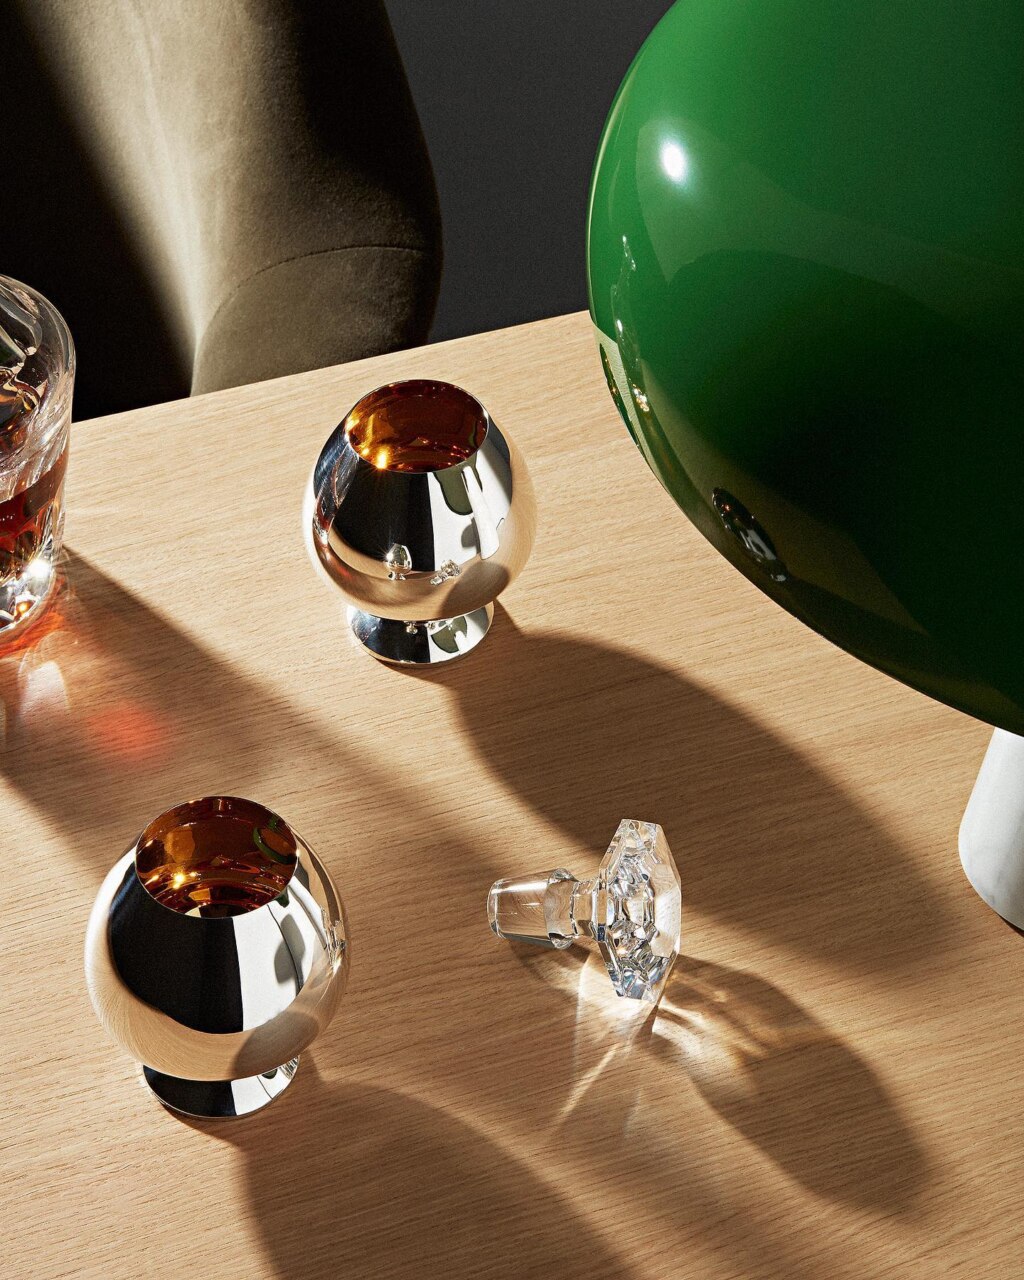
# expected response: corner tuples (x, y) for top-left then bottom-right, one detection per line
(0, 556), (58, 645)
(348, 604), (493, 665)
(142, 1058), (299, 1119)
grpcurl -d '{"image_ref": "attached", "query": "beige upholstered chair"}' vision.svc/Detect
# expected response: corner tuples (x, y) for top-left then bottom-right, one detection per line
(5, 0), (441, 419)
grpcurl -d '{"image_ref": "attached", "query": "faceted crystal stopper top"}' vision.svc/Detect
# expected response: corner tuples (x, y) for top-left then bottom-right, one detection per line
(488, 819), (682, 1003)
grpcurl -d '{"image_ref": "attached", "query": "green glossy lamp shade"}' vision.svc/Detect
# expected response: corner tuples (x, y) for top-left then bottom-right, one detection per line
(587, 0), (1024, 734)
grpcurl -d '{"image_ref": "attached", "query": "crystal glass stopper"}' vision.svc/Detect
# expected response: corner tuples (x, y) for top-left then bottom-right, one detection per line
(488, 819), (682, 1002)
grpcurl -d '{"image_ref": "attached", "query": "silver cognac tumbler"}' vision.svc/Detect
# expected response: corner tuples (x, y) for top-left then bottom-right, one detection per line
(304, 379), (535, 665)
(85, 796), (349, 1119)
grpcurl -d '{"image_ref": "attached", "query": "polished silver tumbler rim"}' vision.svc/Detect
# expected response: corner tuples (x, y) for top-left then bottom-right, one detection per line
(340, 378), (491, 473)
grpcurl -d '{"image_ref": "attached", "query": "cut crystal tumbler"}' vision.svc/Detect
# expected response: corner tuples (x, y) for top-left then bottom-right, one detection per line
(0, 276), (74, 643)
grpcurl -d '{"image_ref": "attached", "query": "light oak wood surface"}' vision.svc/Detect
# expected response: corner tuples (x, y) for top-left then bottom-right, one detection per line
(1, 312), (1018, 1279)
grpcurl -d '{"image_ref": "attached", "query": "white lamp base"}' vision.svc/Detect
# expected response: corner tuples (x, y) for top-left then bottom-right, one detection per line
(959, 728), (1024, 928)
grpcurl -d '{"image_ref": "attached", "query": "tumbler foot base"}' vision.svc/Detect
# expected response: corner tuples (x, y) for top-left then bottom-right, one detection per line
(143, 1058), (298, 1119)
(348, 604), (493, 666)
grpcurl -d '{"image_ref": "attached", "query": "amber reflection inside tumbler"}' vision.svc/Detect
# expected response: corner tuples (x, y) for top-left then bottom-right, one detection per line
(135, 797), (297, 917)
(344, 380), (487, 473)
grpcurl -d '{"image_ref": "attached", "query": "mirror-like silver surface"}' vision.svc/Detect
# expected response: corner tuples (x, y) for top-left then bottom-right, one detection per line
(85, 802), (349, 1118)
(304, 380), (535, 664)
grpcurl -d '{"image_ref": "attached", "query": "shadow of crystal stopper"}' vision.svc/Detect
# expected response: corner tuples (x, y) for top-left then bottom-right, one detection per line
(487, 819), (681, 1003)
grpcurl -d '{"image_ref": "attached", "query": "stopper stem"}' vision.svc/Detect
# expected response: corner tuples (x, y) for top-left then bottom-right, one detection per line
(487, 869), (580, 949)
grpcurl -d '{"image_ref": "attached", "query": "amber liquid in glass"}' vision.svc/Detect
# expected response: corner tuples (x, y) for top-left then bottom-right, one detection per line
(0, 376), (66, 627)
(0, 446), (67, 593)
(0, 376), (38, 457)
(136, 797), (298, 918)
(345, 379), (487, 472)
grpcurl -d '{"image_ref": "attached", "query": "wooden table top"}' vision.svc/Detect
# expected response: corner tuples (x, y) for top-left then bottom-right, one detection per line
(2, 311), (1019, 1279)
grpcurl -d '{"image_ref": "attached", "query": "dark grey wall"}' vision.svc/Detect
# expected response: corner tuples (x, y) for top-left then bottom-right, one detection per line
(385, 2), (672, 341)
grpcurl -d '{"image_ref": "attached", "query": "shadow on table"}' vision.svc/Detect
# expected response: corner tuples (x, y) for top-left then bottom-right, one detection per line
(651, 956), (927, 1208)
(506, 944), (927, 1215)
(202, 1061), (623, 1280)
(211, 944), (925, 1280)
(419, 609), (955, 975)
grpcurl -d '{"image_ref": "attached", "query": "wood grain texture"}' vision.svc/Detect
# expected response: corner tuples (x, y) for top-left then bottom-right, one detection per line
(1, 312), (1018, 1279)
